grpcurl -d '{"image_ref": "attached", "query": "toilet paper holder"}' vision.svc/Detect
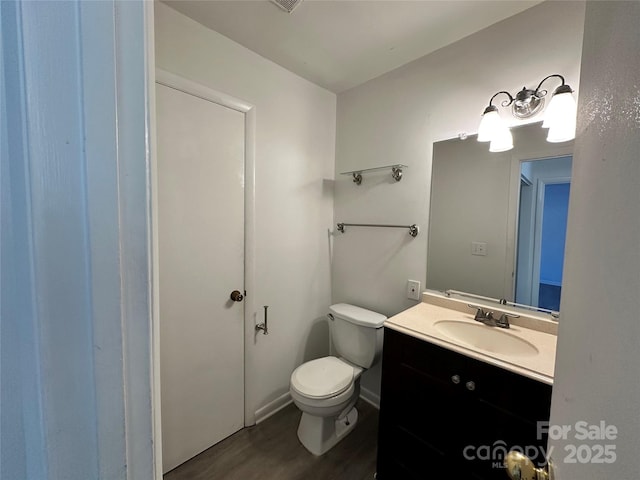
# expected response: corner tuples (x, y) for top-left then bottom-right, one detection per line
(256, 306), (269, 335)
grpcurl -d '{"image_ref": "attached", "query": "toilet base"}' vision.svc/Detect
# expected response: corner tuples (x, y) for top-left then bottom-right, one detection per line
(297, 407), (358, 456)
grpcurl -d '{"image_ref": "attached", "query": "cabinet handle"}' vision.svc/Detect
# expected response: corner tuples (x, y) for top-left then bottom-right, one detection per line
(466, 381), (476, 391)
(451, 375), (461, 384)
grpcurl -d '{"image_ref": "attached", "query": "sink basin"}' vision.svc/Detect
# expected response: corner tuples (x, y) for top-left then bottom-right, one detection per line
(433, 320), (539, 357)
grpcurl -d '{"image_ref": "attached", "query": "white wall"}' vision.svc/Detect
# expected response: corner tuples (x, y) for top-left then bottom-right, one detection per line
(549, 2), (640, 478)
(154, 3), (336, 418)
(333, 1), (585, 398)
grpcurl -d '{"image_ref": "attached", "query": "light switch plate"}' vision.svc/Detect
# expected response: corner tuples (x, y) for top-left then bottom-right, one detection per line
(471, 241), (487, 256)
(407, 280), (421, 300)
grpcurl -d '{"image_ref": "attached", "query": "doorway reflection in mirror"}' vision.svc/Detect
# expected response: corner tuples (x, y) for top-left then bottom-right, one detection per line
(515, 157), (571, 311)
(427, 122), (573, 313)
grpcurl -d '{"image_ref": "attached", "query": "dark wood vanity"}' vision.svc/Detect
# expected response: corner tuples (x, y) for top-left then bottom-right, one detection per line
(376, 327), (552, 479)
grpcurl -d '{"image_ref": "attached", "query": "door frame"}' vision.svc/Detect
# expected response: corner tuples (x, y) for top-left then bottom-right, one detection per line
(529, 176), (571, 307)
(150, 69), (257, 469)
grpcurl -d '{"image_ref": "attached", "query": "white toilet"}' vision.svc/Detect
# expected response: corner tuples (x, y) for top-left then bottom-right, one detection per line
(289, 303), (386, 455)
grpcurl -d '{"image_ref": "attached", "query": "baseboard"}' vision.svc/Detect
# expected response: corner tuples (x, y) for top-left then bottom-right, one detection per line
(254, 392), (293, 425)
(360, 387), (380, 409)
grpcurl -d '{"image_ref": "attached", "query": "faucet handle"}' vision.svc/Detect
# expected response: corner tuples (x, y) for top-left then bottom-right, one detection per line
(469, 304), (486, 322)
(496, 312), (519, 329)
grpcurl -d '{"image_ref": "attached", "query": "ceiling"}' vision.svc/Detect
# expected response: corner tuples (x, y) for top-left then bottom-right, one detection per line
(163, 0), (543, 93)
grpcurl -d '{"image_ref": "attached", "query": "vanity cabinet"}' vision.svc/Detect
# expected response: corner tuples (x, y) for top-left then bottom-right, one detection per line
(376, 328), (552, 479)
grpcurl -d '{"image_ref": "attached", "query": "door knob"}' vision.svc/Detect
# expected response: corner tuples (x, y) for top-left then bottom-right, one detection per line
(230, 290), (244, 302)
(505, 451), (549, 480)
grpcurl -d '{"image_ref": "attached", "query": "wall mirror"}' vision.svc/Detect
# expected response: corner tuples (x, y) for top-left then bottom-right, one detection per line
(427, 122), (573, 315)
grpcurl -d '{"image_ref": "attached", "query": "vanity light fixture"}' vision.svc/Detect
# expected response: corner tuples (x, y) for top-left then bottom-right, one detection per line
(478, 74), (577, 152)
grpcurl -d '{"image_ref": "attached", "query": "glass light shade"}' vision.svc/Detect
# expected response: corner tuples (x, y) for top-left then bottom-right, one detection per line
(544, 91), (577, 142)
(547, 117), (576, 142)
(541, 96), (560, 128)
(542, 91), (577, 132)
(489, 124), (513, 152)
(477, 109), (501, 142)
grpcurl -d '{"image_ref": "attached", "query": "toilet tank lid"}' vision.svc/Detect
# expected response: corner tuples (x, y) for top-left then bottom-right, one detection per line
(329, 303), (386, 328)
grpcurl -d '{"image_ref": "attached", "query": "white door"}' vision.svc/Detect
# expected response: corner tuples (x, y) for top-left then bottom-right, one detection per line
(156, 83), (245, 473)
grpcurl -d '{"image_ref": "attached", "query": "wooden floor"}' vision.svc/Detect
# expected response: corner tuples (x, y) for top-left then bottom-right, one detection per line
(164, 400), (379, 480)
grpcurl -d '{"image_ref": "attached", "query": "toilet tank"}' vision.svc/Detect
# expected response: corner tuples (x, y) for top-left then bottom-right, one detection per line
(328, 303), (386, 368)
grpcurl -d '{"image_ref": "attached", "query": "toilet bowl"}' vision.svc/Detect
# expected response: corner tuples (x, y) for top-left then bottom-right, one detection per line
(289, 304), (385, 455)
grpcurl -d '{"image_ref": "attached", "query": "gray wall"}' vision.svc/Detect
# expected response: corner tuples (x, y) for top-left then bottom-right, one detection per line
(549, 2), (640, 478)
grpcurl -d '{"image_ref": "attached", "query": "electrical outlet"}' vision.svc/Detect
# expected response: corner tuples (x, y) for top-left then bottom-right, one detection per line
(471, 241), (487, 256)
(407, 280), (421, 300)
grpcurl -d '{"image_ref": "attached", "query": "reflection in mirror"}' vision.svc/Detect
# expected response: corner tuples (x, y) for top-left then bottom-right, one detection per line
(427, 122), (573, 314)
(515, 156), (571, 311)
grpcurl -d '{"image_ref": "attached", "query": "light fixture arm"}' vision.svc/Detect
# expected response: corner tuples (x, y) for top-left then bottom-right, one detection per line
(487, 90), (515, 109)
(534, 74), (568, 97)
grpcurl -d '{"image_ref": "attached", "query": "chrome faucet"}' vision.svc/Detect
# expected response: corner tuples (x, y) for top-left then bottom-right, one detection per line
(486, 311), (512, 329)
(474, 307), (488, 322)
(471, 305), (516, 329)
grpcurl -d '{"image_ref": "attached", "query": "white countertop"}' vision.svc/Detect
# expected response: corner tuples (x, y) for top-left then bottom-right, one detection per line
(384, 299), (557, 385)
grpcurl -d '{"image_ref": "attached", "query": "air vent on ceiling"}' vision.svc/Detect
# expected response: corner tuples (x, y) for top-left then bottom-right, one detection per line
(270, 0), (303, 14)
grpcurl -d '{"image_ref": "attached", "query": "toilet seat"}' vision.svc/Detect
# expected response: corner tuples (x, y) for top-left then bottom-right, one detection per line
(290, 357), (354, 400)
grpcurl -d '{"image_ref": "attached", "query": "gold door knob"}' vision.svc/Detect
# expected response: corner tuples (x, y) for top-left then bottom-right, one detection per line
(230, 290), (244, 302)
(504, 451), (549, 480)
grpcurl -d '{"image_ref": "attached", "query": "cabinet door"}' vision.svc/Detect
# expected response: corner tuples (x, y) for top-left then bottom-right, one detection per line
(465, 363), (552, 478)
(467, 401), (547, 479)
(377, 329), (480, 479)
(377, 328), (552, 480)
